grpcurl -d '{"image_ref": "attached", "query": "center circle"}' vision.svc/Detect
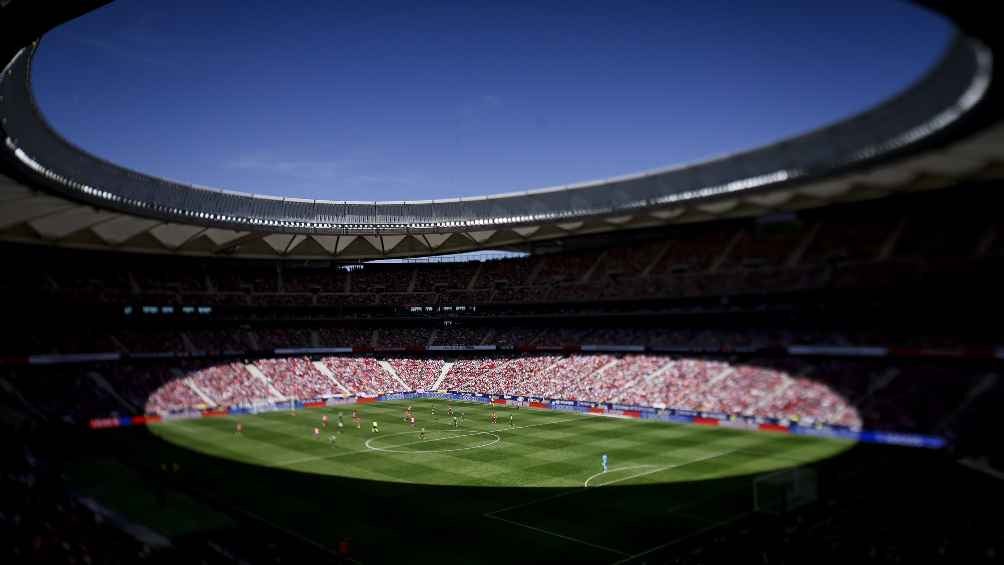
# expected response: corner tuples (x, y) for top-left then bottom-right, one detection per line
(365, 429), (501, 454)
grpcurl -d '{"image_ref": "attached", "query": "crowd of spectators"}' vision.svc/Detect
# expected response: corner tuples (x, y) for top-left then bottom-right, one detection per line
(375, 328), (430, 348)
(3, 368), (122, 425)
(316, 327), (374, 347)
(108, 364), (179, 411)
(7, 351), (1000, 436)
(319, 357), (397, 396)
(254, 357), (340, 399)
(565, 355), (668, 403)
(255, 328), (313, 349)
(114, 332), (186, 355)
(541, 355), (616, 398)
(438, 357), (516, 394)
(185, 330), (248, 354)
(386, 358), (444, 390)
(144, 376), (205, 415)
(488, 356), (562, 396)
(429, 326), (490, 346)
(186, 362), (277, 407)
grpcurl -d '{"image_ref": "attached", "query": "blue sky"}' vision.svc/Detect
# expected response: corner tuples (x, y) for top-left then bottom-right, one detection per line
(32, 0), (951, 202)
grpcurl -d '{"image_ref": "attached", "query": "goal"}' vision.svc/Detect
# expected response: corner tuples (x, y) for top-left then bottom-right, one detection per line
(753, 467), (818, 515)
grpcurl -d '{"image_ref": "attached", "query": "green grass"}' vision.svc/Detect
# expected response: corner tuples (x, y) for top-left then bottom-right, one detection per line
(65, 458), (234, 537)
(109, 399), (855, 562)
(152, 400), (848, 488)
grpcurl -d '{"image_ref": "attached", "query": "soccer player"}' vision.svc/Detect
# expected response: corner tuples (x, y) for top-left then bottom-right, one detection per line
(509, 413), (514, 428)
(314, 427), (321, 439)
(601, 453), (608, 473)
(235, 422), (244, 435)
(409, 415), (416, 428)
(322, 414), (329, 429)
(352, 409), (361, 429)
(431, 405), (437, 419)
(337, 413), (345, 433)
(460, 410), (465, 426)
(490, 410), (497, 425)
(419, 427), (426, 440)
(372, 420), (380, 433)
(452, 415), (458, 428)
(328, 434), (337, 446)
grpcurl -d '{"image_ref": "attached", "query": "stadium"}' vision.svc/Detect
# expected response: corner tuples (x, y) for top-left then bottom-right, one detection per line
(1, 1), (1003, 563)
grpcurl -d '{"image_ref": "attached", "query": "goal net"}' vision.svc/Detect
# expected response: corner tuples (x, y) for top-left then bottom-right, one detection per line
(753, 467), (818, 515)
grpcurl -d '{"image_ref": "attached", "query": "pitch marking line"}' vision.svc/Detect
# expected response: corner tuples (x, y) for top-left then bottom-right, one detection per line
(273, 416), (580, 467)
(486, 450), (736, 516)
(485, 514), (629, 556)
(608, 510), (753, 565)
(362, 414), (578, 453)
(482, 451), (735, 557)
(366, 430), (501, 453)
(582, 465), (662, 488)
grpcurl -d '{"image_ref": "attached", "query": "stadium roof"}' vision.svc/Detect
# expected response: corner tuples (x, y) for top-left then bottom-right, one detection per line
(1, 2), (1003, 259)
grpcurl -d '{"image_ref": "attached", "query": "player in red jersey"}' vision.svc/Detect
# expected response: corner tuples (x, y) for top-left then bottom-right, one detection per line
(352, 409), (361, 429)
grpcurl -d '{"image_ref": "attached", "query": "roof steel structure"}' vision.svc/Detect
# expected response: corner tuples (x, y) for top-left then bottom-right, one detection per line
(1, 2), (1002, 259)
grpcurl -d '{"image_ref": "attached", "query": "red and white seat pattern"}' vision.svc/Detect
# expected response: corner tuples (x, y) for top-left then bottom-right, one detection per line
(139, 355), (912, 429)
(320, 357), (397, 395)
(188, 362), (275, 407)
(387, 358), (444, 390)
(255, 357), (340, 399)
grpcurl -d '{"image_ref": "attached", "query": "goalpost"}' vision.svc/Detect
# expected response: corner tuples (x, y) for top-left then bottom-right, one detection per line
(753, 467), (818, 515)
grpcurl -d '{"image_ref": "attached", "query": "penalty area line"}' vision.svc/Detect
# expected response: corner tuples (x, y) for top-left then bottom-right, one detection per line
(484, 513), (628, 556)
(481, 453), (735, 559)
(608, 510), (753, 565)
(485, 450), (736, 516)
(583, 450), (735, 488)
(582, 465), (662, 488)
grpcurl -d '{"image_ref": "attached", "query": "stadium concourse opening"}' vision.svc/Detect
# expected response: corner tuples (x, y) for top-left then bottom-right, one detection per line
(144, 355), (856, 486)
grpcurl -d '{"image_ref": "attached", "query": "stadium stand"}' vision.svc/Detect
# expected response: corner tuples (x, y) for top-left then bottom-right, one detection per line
(2, 184), (1000, 314)
(5, 349), (993, 439)
(1, 2), (1002, 559)
(386, 357), (444, 390)
(254, 357), (341, 399)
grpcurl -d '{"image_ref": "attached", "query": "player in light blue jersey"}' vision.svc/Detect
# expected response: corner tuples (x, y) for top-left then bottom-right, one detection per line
(601, 453), (608, 473)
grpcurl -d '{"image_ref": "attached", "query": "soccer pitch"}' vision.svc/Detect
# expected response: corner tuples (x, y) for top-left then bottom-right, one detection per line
(138, 399), (852, 562)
